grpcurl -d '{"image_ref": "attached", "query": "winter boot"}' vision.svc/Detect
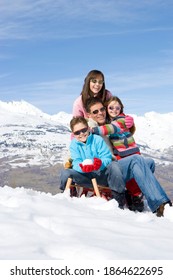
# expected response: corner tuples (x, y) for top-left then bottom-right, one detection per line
(111, 190), (126, 209)
(156, 203), (165, 217)
(70, 186), (78, 197)
(125, 191), (144, 212)
(156, 201), (172, 217)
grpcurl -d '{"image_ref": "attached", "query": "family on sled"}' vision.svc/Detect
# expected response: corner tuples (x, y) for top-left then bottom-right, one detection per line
(60, 69), (172, 217)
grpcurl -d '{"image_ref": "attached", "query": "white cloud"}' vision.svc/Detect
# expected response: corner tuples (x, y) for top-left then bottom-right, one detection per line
(0, 0), (172, 41)
(104, 65), (173, 93)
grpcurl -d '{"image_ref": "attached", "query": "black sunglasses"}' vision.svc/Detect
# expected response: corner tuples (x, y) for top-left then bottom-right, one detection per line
(73, 127), (88, 136)
(91, 107), (106, 115)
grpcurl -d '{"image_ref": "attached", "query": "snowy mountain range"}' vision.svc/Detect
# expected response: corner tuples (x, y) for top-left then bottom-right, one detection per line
(0, 100), (71, 168)
(0, 100), (173, 169)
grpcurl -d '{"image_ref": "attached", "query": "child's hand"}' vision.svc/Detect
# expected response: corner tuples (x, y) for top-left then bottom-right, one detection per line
(125, 115), (134, 128)
(79, 163), (94, 173)
(93, 158), (102, 170)
(64, 158), (72, 169)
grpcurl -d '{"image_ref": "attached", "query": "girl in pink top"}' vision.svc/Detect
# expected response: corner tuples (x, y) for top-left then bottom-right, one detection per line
(72, 69), (112, 118)
(72, 69), (134, 129)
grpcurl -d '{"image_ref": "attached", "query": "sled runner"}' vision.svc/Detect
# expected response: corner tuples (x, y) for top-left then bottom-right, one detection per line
(65, 177), (112, 200)
(65, 177), (144, 211)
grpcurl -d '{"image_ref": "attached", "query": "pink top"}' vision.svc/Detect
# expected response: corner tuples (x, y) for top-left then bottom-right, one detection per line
(72, 90), (112, 118)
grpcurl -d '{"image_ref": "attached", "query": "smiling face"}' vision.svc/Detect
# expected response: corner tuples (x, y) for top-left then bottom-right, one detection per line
(87, 102), (106, 125)
(107, 100), (121, 119)
(72, 122), (89, 143)
(89, 75), (104, 97)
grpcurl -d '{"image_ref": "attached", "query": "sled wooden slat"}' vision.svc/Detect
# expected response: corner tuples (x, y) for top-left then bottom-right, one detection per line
(91, 178), (101, 197)
(65, 177), (112, 200)
(65, 177), (73, 190)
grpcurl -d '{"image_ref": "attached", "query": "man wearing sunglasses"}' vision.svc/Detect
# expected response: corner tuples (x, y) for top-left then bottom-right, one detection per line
(85, 97), (171, 217)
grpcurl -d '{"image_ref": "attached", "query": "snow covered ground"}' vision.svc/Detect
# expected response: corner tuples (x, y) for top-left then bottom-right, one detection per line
(0, 186), (173, 260)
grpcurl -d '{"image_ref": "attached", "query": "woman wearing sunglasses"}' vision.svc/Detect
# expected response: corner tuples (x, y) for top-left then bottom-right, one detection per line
(72, 69), (133, 130)
(72, 69), (111, 118)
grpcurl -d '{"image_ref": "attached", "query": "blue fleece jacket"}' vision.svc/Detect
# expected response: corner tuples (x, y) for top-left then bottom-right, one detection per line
(70, 133), (112, 173)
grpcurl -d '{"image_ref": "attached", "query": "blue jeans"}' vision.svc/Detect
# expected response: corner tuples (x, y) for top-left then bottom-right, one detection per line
(60, 155), (170, 212)
(60, 158), (154, 192)
(144, 157), (155, 173)
(117, 154), (170, 212)
(60, 161), (125, 192)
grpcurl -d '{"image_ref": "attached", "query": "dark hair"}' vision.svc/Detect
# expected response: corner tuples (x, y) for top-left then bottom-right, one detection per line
(81, 70), (108, 109)
(104, 96), (136, 134)
(70, 116), (88, 131)
(85, 97), (104, 113)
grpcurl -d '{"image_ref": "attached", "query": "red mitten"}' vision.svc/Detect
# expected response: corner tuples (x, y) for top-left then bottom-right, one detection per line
(93, 158), (102, 170)
(79, 163), (94, 173)
(125, 115), (134, 128)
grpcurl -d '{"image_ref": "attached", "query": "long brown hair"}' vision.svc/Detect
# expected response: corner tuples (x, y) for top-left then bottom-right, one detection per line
(105, 96), (136, 135)
(81, 70), (108, 109)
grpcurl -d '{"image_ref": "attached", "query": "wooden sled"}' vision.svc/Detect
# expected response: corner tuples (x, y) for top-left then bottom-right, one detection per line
(65, 177), (112, 201)
(65, 178), (145, 212)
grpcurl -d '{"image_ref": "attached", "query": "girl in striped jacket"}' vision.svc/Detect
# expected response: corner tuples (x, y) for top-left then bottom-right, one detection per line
(92, 96), (140, 159)
(91, 96), (142, 206)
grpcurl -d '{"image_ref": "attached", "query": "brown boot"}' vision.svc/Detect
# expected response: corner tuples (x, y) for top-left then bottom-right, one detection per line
(156, 201), (172, 217)
(156, 204), (165, 217)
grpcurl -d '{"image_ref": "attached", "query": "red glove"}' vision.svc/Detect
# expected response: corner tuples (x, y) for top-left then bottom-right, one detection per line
(93, 158), (102, 170)
(125, 115), (134, 128)
(79, 163), (94, 173)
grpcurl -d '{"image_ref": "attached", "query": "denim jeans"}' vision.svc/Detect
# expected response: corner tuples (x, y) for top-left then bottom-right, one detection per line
(60, 161), (125, 192)
(117, 154), (170, 212)
(60, 155), (170, 213)
(144, 157), (155, 173)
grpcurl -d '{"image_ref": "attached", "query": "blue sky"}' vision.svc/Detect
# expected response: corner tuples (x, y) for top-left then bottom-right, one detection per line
(0, 0), (173, 116)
